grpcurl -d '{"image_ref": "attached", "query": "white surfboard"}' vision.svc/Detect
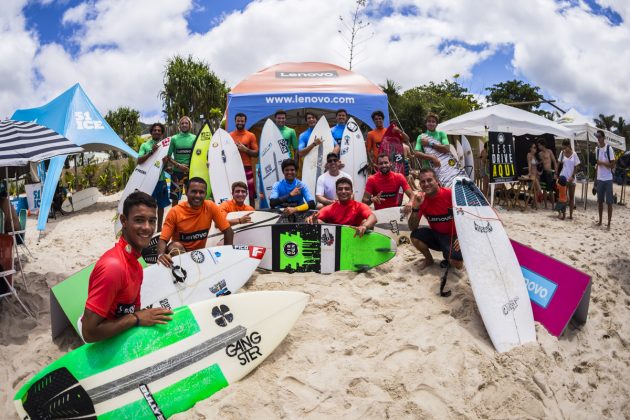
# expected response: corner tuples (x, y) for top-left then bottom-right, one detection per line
(461, 136), (475, 181)
(339, 117), (368, 200)
(301, 116), (335, 196)
(452, 177), (536, 352)
(140, 245), (266, 310)
(259, 119), (291, 208)
(16, 291), (307, 419)
(455, 140), (465, 167)
(208, 128), (248, 205)
(62, 187), (100, 212)
(115, 137), (171, 236)
(207, 211), (281, 247)
(372, 206), (413, 244)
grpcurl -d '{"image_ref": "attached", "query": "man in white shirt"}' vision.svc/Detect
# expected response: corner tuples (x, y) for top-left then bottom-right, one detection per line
(315, 152), (351, 208)
(594, 130), (616, 228)
(558, 139), (581, 219)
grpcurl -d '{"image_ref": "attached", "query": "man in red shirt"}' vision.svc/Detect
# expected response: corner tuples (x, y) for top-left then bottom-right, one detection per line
(230, 113), (258, 207)
(81, 192), (173, 343)
(363, 154), (414, 210)
(306, 177), (376, 237)
(408, 168), (463, 270)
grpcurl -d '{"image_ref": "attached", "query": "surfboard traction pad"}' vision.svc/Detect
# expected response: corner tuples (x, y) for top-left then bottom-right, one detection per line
(269, 224), (395, 273)
(454, 178), (489, 207)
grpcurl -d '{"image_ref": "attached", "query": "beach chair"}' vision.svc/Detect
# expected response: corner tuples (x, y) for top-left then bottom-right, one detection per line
(0, 233), (32, 316)
(16, 209), (33, 259)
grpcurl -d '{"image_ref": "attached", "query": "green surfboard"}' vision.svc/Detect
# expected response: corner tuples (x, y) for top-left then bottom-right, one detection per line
(189, 123), (213, 198)
(16, 291), (308, 419)
(233, 223), (397, 273)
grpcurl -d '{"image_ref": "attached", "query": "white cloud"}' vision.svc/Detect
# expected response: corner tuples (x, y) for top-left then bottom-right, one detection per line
(0, 0), (629, 123)
(0, 0), (39, 118)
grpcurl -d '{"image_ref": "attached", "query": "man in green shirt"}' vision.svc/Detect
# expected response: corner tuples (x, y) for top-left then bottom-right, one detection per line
(274, 110), (298, 159)
(414, 112), (447, 168)
(138, 123), (170, 231)
(167, 116), (196, 206)
(414, 112), (464, 187)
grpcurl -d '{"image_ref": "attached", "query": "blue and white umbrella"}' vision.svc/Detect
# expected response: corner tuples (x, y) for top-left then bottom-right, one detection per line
(0, 120), (83, 167)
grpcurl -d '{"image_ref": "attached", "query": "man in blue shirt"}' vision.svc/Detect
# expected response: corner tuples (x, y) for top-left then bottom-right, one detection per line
(269, 159), (316, 215)
(298, 111), (320, 157)
(330, 109), (347, 147)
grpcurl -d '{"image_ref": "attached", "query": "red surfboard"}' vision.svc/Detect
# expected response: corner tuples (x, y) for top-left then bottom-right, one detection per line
(379, 123), (405, 174)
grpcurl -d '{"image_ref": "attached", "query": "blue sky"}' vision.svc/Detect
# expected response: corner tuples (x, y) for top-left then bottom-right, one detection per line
(2, 0), (629, 123)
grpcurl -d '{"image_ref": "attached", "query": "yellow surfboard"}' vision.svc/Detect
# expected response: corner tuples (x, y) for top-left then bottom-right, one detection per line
(189, 123), (213, 198)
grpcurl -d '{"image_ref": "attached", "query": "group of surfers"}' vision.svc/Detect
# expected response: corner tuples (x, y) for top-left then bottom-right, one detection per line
(80, 111), (467, 343)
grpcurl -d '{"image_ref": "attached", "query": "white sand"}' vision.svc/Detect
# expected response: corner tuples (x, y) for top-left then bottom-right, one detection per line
(2, 188), (629, 419)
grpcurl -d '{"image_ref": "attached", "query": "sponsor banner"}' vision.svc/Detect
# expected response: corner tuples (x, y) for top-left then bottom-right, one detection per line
(488, 131), (517, 183)
(25, 183), (42, 214)
(511, 240), (591, 337)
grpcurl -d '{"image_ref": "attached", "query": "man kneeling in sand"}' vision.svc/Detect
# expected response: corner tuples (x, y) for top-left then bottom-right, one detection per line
(157, 177), (233, 268)
(408, 168), (463, 270)
(81, 192), (173, 343)
(305, 177), (376, 237)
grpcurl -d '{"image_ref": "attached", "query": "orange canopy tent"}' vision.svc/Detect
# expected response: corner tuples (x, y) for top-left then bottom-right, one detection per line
(226, 62), (389, 131)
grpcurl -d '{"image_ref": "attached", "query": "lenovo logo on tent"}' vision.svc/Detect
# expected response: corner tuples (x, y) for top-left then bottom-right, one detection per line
(276, 71), (338, 78)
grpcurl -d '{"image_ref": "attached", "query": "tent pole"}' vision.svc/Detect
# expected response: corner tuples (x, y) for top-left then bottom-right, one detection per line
(584, 131), (589, 211)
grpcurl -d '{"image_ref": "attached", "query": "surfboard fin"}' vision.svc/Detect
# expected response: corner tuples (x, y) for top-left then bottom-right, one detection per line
(354, 264), (371, 272)
(440, 268), (452, 297)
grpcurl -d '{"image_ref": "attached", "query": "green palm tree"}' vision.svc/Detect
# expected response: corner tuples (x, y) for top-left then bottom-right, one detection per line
(593, 113), (616, 131)
(159, 55), (228, 127)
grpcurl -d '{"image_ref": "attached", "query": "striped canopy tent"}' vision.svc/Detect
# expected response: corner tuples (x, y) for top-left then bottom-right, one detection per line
(0, 120), (83, 167)
(226, 62), (389, 131)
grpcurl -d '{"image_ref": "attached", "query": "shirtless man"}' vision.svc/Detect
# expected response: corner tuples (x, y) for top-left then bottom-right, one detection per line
(537, 139), (558, 208)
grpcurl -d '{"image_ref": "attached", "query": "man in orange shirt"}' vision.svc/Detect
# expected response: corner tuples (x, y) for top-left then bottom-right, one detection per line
(366, 110), (387, 167)
(219, 181), (255, 226)
(366, 110), (410, 172)
(157, 177), (233, 267)
(230, 113), (258, 207)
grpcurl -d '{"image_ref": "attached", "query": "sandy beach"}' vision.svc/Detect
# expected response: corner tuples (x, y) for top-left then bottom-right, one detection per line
(1, 189), (629, 419)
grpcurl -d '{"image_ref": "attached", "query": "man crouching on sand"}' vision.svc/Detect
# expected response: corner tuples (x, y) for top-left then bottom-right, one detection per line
(408, 168), (463, 270)
(81, 192), (173, 343)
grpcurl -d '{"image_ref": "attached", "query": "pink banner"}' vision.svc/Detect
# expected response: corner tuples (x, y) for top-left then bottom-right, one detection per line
(511, 240), (591, 337)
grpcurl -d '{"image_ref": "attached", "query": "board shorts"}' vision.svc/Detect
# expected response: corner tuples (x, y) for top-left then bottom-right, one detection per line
(554, 201), (567, 212)
(596, 180), (613, 204)
(152, 180), (171, 209)
(411, 227), (462, 261)
(170, 171), (188, 201)
(540, 170), (555, 192)
(244, 166), (256, 204)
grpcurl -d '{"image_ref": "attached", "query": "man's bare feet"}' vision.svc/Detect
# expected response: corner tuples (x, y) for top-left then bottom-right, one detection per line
(418, 258), (434, 269)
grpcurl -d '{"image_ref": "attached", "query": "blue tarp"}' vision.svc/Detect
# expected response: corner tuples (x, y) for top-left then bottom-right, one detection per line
(11, 83), (138, 231)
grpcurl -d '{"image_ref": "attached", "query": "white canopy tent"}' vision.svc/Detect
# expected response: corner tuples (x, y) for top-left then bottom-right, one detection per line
(438, 104), (574, 208)
(438, 104), (574, 140)
(556, 108), (626, 151)
(556, 108), (626, 209)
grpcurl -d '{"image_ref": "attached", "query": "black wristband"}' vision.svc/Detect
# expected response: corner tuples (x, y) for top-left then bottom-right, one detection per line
(412, 207), (420, 211)
(132, 312), (140, 327)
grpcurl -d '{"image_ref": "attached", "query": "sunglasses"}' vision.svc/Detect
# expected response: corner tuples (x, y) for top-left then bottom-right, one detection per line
(327, 159), (339, 163)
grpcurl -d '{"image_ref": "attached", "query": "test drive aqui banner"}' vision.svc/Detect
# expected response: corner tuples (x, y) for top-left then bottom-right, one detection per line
(488, 131), (517, 183)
